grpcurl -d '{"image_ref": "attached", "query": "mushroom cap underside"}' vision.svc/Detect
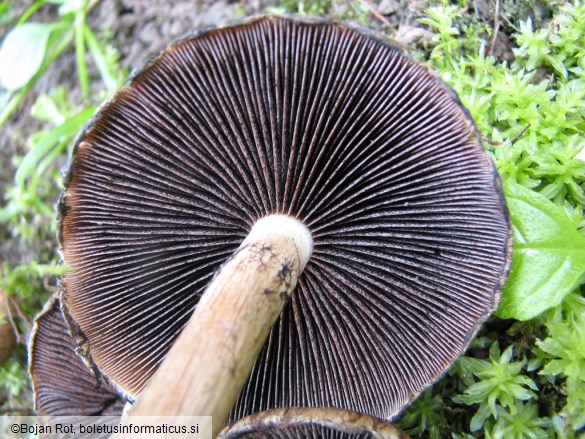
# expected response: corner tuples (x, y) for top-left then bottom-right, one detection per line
(29, 293), (126, 416)
(59, 15), (512, 419)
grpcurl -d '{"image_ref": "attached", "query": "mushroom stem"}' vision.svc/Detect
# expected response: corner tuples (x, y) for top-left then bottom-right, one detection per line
(125, 214), (313, 436)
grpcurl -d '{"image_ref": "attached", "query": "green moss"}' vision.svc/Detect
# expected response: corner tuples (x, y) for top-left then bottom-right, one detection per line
(397, 2), (585, 437)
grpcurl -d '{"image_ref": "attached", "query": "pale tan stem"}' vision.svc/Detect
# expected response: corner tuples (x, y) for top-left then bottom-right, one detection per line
(122, 215), (312, 437)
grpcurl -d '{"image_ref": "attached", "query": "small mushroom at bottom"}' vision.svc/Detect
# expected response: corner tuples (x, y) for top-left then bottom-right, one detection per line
(0, 289), (15, 364)
(218, 407), (411, 439)
(29, 293), (126, 416)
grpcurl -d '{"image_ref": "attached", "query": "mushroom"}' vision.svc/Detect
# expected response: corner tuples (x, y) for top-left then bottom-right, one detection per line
(219, 407), (410, 438)
(58, 15), (511, 435)
(0, 289), (15, 364)
(29, 293), (126, 416)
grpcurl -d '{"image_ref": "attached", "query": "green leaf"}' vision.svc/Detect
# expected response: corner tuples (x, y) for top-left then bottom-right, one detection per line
(496, 181), (585, 320)
(83, 25), (119, 91)
(14, 107), (94, 189)
(0, 90), (10, 111)
(31, 93), (66, 125)
(470, 402), (491, 432)
(0, 23), (53, 91)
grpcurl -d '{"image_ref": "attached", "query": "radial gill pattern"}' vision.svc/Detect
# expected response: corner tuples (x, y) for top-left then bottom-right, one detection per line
(59, 16), (511, 419)
(29, 294), (126, 416)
